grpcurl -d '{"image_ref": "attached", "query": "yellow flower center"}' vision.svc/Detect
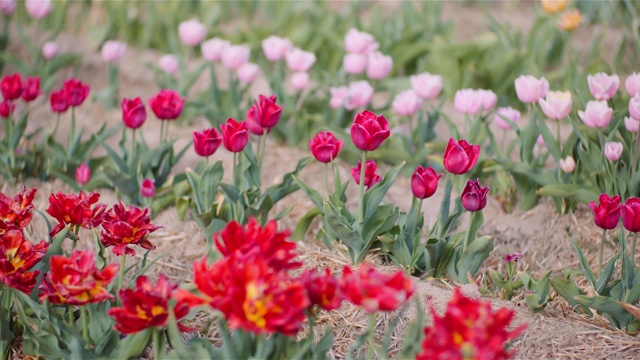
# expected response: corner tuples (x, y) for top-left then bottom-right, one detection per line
(243, 282), (272, 329)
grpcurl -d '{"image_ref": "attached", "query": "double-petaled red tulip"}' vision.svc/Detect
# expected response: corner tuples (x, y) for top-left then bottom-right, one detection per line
(121, 97), (147, 129)
(0, 100), (14, 118)
(21, 77), (41, 102)
(350, 110), (390, 151)
(39, 249), (119, 305)
(416, 288), (526, 360)
(149, 89), (184, 120)
(100, 202), (160, 256)
(193, 128), (222, 157)
(300, 268), (342, 311)
(339, 264), (414, 313)
(461, 179), (489, 212)
(443, 138), (480, 175)
(50, 89), (69, 113)
(62, 78), (90, 107)
(220, 118), (249, 152)
(589, 194), (621, 230)
(309, 131), (343, 163)
(108, 274), (197, 334)
(351, 159), (382, 190)
(621, 197), (640, 232)
(46, 191), (107, 236)
(1, 73), (22, 101)
(0, 188), (37, 233)
(246, 95), (283, 132)
(0, 229), (48, 294)
(411, 166), (442, 199)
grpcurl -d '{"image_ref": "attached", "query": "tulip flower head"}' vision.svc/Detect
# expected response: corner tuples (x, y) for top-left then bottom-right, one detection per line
(343, 53), (368, 74)
(578, 100), (612, 129)
(540, 0), (568, 14)
(587, 72), (619, 101)
(193, 128), (222, 157)
(309, 131), (343, 163)
(351, 159), (382, 190)
(222, 45), (250, 70)
(75, 163), (91, 186)
(262, 36), (292, 62)
(514, 75), (549, 103)
(0, 0), (16, 15)
(21, 77), (40, 102)
(178, 19), (207, 47)
(410, 72), (443, 100)
(392, 90), (422, 117)
(505, 253), (523, 263)
(100, 202), (160, 256)
(454, 89), (483, 115)
(478, 89), (497, 112)
(461, 179), (489, 212)
(62, 78), (90, 107)
(237, 63), (260, 85)
(559, 156), (575, 173)
(0, 188), (37, 232)
(290, 72), (309, 91)
(622, 197), (640, 233)
(539, 90), (572, 121)
(558, 9), (582, 31)
(42, 41), (59, 59)
(300, 268), (342, 311)
(443, 138), (480, 175)
(339, 264), (415, 313)
(0, 229), (48, 294)
(494, 107), (521, 131)
(625, 117), (640, 133)
(589, 194), (621, 230)
(121, 97), (147, 129)
(1, 73), (22, 101)
(25, 0), (51, 19)
(46, 191), (106, 235)
(344, 28), (379, 54)
(411, 166), (442, 199)
(350, 110), (390, 151)
(630, 94), (640, 120)
(140, 179), (155, 198)
(149, 89), (184, 120)
(285, 48), (316, 72)
(344, 81), (374, 111)
(366, 51), (392, 80)
(0, 100), (14, 118)
(101, 40), (127, 64)
(201, 38), (230, 62)
(626, 73), (640, 97)
(246, 95), (283, 131)
(220, 118), (249, 152)
(50, 89), (69, 114)
(158, 54), (179, 75)
(329, 86), (349, 109)
(604, 141), (623, 162)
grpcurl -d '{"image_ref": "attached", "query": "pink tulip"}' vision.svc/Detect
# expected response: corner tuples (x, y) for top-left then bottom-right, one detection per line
(344, 81), (374, 111)
(539, 90), (572, 120)
(410, 72), (443, 100)
(75, 163), (91, 186)
(285, 48), (316, 72)
(221, 45), (250, 70)
(101, 40), (127, 64)
(330, 86), (349, 109)
(343, 53), (368, 75)
(42, 41), (58, 59)
(559, 156), (575, 173)
(626, 73), (640, 97)
(366, 52), (392, 80)
(25, 0), (51, 19)
(158, 55), (179, 75)
(262, 36), (292, 62)
(178, 19), (207, 47)
(290, 72), (309, 91)
(514, 75), (549, 103)
(236, 63), (260, 85)
(578, 100), (613, 128)
(454, 89), (483, 115)
(344, 28), (379, 54)
(604, 142), (623, 162)
(536, 135), (545, 147)
(625, 117), (640, 133)
(630, 94), (640, 120)
(392, 90), (422, 116)
(0, 0), (16, 15)
(587, 72), (619, 101)
(201, 38), (230, 62)
(478, 89), (497, 112)
(494, 107), (521, 130)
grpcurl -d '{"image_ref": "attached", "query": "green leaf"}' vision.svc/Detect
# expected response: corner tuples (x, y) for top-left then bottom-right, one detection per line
(551, 277), (593, 315)
(453, 235), (493, 283)
(113, 329), (153, 360)
(570, 238), (596, 288)
(293, 207), (322, 241)
(362, 162), (404, 224)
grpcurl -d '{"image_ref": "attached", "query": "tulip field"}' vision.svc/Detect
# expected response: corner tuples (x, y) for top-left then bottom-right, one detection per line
(3, 0), (640, 359)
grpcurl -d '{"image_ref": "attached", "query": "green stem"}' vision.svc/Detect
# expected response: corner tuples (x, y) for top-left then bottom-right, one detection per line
(159, 120), (165, 144)
(117, 254), (126, 297)
(153, 327), (161, 360)
(633, 129), (640, 175)
(72, 225), (80, 250)
(598, 229), (607, 278)
(232, 152), (238, 187)
(356, 151), (368, 233)
(68, 305), (74, 325)
(81, 305), (90, 347)
(324, 163), (330, 199)
(411, 198), (424, 251)
(68, 107), (76, 156)
(204, 156), (209, 168)
(556, 119), (562, 154)
(7, 101), (14, 170)
(258, 131), (268, 171)
(53, 113), (61, 138)
(130, 129), (136, 170)
(366, 313), (376, 359)
(632, 232), (638, 266)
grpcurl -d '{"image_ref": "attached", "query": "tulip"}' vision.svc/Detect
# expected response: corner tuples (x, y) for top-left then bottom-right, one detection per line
(149, 89), (184, 120)
(622, 197), (640, 233)
(536, 134), (545, 147)
(443, 138), (480, 175)
(0, 229), (48, 294)
(539, 90), (572, 120)
(75, 163), (91, 186)
(558, 9), (582, 31)
(1, 73), (22, 101)
(494, 107), (521, 130)
(158, 54), (179, 75)
(392, 90), (422, 117)
(121, 97), (147, 129)
(222, 45), (250, 70)
(101, 202), (160, 256)
(42, 41), (59, 59)
(178, 19), (206, 47)
(344, 81), (374, 111)
(140, 179), (155, 198)
(0, 0), (15, 15)
(193, 128), (222, 157)
(100, 40), (127, 64)
(25, 0), (51, 19)
(588, 73), (619, 101)
(478, 89), (497, 112)
(366, 51), (392, 80)
(630, 94), (640, 120)
(343, 53), (368, 74)
(201, 38), (230, 62)
(453, 89), (482, 115)
(63, 78), (90, 107)
(290, 72), (309, 91)
(411, 166), (442, 199)
(0, 188), (37, 232)
(590, 194), (621, 230)
(344, 28), (379, 54)
(514, 75), (549, 103)
(20, 77), (40, 102)
(578, 100), (612, 128)
(329, 86), (349, 109)
(285, 48), (316, 72)
(46, 191), (106, 233)
(300, 269), (342, 311)
(625, 117), (640, 133)
(236, 63), (260, 85)
(0, 100), (14, 118)
(351, 159), (382, 189)
(626, 73), (640, 97)
(461, 179), (489, 212)
(262, 36), (292, 62)
(540, 0), (568, 14)
(604, 141), (623, 162)
(220, 118), (249, 152)
(339, 264), (414, 313)
(49, 89), (69, 113)
(505, 253), (523, 263)
(246, 95), (282, 130)
(309, 131), (343, 163)
(350, 110), (390, 151)
(410, 72), (443, 100)
(559, 156), (575, 173)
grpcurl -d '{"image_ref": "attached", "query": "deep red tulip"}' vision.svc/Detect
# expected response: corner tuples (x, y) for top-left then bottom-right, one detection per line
(589, 194), (621, 230)
(246, 95), (283, 131)
(0, 229), (48, 294)
(411, 166), (442, 199)
(461, 179), (489, 212)
(21, 77), (41, 102)
(622, 197), (640, 232)
(193, 128), (222, 157)
(46, 191), (106, 237)
(443, 138), (480, 175)
(149, 89), (184, 120)
(309, 131), (343, 163)
(100, 202), (160, 256)
(1, 73), (22, 101)
(339, 264), (414, 313)
(63, 78), (90, 107)
(351, 159), (382, 190)
(140, 179), (155, 198)
(350, 110), (390, 151)
(75, 163), (91, 186)
(300, 268), (342, 311)
(0, 188), (37, 233)
(50, 89), (69, 113)
(220, 118), (249, 152)
(121, 97), (147, 129)
(0, 100), (14, 118)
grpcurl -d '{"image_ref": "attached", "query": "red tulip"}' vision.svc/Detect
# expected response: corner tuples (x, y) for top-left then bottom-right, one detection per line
(351, 159), (382, 190)
(100, 202), (160, 256)
(121, 97), (147, 129)
(589, 194), (621, 230)
(339, 264), (414, 313)
(0, 187), (37, 233)
(411, 166), (442, 199)
(46, 191), (106, 236)
(0, 100), (14, 118)
(140, 179), (155, 198)
(350, 110), (390, 151)
(62, 78), (90, 107)
(622, 197), (640, 232)
(0, 229), (48, 294)
(309, 131), (343, 163)
(246, 95), (283, 131)
(443, 138), (480, 175)
(461, 179), (489, 212)
(193, 128), (222, 157)
(39, 249), (119, 305)
(1, 73), (22, 101)
(220, 118), (249, 152)
(75, 163), (91, 186)
(300, 268), (342, 311)
(149, 89), (184, 120)
(21, 77), (41, 102)
(50, 88), (69, 113)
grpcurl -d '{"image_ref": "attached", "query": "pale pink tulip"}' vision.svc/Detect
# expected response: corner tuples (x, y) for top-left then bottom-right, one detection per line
(25, 0), (51, 19)
(514, 75), (549, 103)
(392, 90), (422, 116)
(158, 54), (179, 75)
(222, 45), (250, 70)
(344, 81), (374, 111)
(604, 142), (623, 162)
(0, 0), (16, 15)
(578, 100), (612, 128)
(410, 72), (443, 100)
(559, 156), (576, 173)
(454, 89), (483, 115)
(625, 117), (640, 133)
(178, 19), (207, 47)
(201, 38), (230, 62)
(101, 40), (127, 64)
(330, 86), (349, 109)
(587, 72), (619, 101)
(262, 36), (292, 62)
(494, 107), (521, 130)
(345, 28), (379, 54)
(539, 91), (572, 120)
(625, 73), (640, 97)
(366, 52), (392, 80)
(285, 48), (316, 72)
(290, 72), (309, 91)
(630, 94), (640, 120)
(236, 63), (260, 84)
(478, 89), (497, 112)
(343, 53), (368, 74)
(42, 41), (59, 59)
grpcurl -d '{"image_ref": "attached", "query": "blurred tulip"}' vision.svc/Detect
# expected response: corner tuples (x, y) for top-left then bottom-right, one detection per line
(366, 51), (392, 80)
(539, 90), (572, 120)
(75, 163), (91, 186)
(454, 89), (482, 115)
(558, 9), (582, 31)
(193, 128), (222, 157)
(604, 142), (623, 162)
(290, 72), (309, 91)
(0, 228), (47, 294)
(101, 40), (127, 64)
(220, 118), (249, 152)
(285, 48), (316, 72)
(478, 89), (497, 112)
(236, 63), (260, 85)
(309, 131), (343, 163)
(21, 77), (40, 102)
(626, 73), (640, 97)
(49, 89), (68, 113)
(201, 38), (230, 62)
(588, 72), (619, 101)
(1, 73), (22, 100)
(410, 72), (443, 100)
(630, 94), (640, 120)
(392, 90), (421, 116)
(178, 19), (206, 47)
(222, 45), (250, 70)
(411, 166), (442, 199)
(339, 264), (414, 313)
(443, 138), (480, 175)
(505, 252), (523, 263)
(559, 156), (576, 173)
(329, 86), (349, 109)
(0, 100), (13, 118)
(351, 159), (382, 189)
(343, 53), (368, 74)
(158, 54), (179, 75)
(149, 89), (184, 120)
(42, 41), (58, 59)
(62, 78), (90, 107)
(350, 110), (390, 151)
(494, 107), (521, 130)
(121, 97), (147, 129)
(0, 188), (37, 232)
(344, 28), (379, 54)
(514, 75), (549, 103)
(0, 0), (15, 15)
(25, 0), (51, 19)
(140, 179), (155, 198)
(578, 100), (612, 128)
(536, 134), (545, 146)
(461, 179), (489, 212)
(540, 0), (568, 13)
(344, 81), (374, 111)
(625, 117), (640, 133)
(300, 269), (342, 311)
(590, 194), (621, 230)
(622, 197), (640, 233)
(262, 35), (292, 62)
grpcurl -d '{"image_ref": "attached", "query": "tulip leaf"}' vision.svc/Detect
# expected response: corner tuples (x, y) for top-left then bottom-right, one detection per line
(596, 254), (619, 295)
(453, 235), (493, 283)
(550, 277), (593, 316)
(292, 175), (324, 210)
(536, 117), (561, 161)
(570, 238), (596, 289)
(293, 207), (322, 241)
(362, 162), (404, 224)
(324, 201), (362, 262)
(575, 295), (634, 330)
(435, 233), (462, 279)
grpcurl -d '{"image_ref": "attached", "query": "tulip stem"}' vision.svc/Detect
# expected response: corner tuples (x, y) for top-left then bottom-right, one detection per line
(68, 107), (76, 157)
(598, 229), (607, 278)
(366, 313), (376, 359)
(258, 131), (268, 170)
(130, 129), (136, 170)
(117, 254), (126, 297)
(411, 198), (424, 255)
(232, 152), (238, 188)
(633, 130), (640, 174)
(67, 305), (74, 325)
(356, 151), (368, 234)
(324, 164), (330, 199)
(53, 113), (61, 138)
(632, 232), (638, 266)
(72, 225), (80, 250)
(159, 121), (164, 145)
(81, 305), (90, 347)
(153, 327), (161, 360)
(556, 120), (562, 153)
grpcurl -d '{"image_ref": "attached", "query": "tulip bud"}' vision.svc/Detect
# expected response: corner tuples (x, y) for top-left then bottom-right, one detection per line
(149, 89), (185, 121)
(559, 156), (575, 173)
(101, 40), (127, 64)
(285, 48), (316, 72)
(222, 45), (250, 70)
(344, 81), (374, 111)
(392, 90), (422, 117)
(343, 53), (368, 75)
(21, 77), (41, 102)
(0, 100), (14, 118)
(1, 73), (22, 101)
(262, 36), (292, 62)
(589, 194), (621, 230)
(75, 163), (91, 186)
(514, 75), (549, 103)
(443, 138), (480, 175)
(453, 89), (483, 115)
(578, 100), (612, 128)
(626, 73), (640, 97)
(25, 0), (51, 19)
(493, 107), (521, 131)
(201, 38), (230, 62)
(50, 89), (69, 114)
(309, 131), (343, 163)
(140, 179), (155, 198)
(604, 142), (623, 162)
(410, 72), (443, 100)
(411, 166), (442, 199)
(290, 72), (309, 92)
(42, 41), (59, 59)
(220, 118), (249, 152)
(630, 94), (640, 120)
(329, 86), (349, 109)
(121, 98), (147, 129)
(587, 72), (619, 101)
(351, 159), (382, 190)
(622, 197), (640, 233)
(539, 90), (572, 121)
(350, 110), (390, 151)
(461, 179), (489, 212)
(366, 52), (392, 80)
(236, 63), (260, 85)
(158, 54), (179, 75)
(63, 78), (90, 107)
(344, 28), (379, 54)
(626, 117), (640, 133)
(504, 253), (523, 263)
(193, 128), (222, 157)
(178, 19), (207, 47)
